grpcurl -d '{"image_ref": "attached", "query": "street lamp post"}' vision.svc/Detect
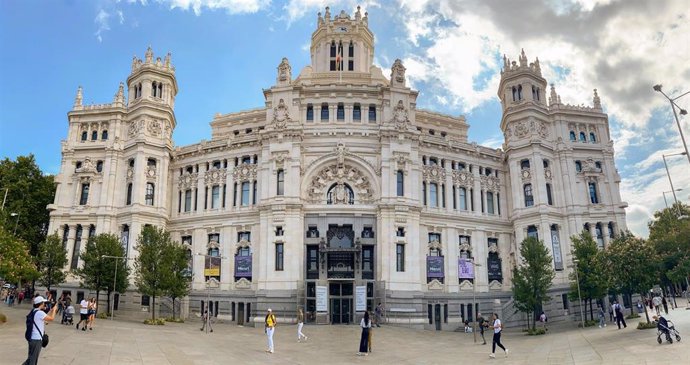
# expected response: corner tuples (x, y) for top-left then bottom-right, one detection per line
(101, 255), (130, 321)
(10, 212), (19, 235)
(468, 258), (482, 344)
(572, 258), (585, 328)
(654, 85), (690, 165)
(662, 152), (687, 208)
(195, 253), (226, 334)
(663, 189), (683, 209)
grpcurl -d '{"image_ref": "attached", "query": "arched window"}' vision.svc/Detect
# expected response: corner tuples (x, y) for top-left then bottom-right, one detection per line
(532, 85), (538, 100)
(368, 104), (377, 122)
(321, 103), (329, 121)
(512, 86), (517, 102)
(306, 104), (314, 121)
(569, 131), (576, 141)
(579, 132), (587, 142)
(526, 225), (538, 239)
(608, 222), (616, 239)
(81, 131), (88, 141)
(524, 184), (534, 207)
(429, 183), (438, 208)
(79, 183), (90, 205)
(330, 41), (337, 70)
(152, 81), (158, 97)
(588, 182), (599, 204)
(353, 103), (361, 121)
(145, 183), (155, 205)
(326, 183), (354, 205)
(517, 85), (523, 100)
(589, 132), (596, 143)
(158, 83), (163, 98)
(595, 223), (604, 248)
(91, 131), (98, 140)
(101, 130), (108, 140)
(276, 169), (284, 196)
(575, 161), (582, 172)
(396, 170), (404, 197)
(595, 161), (602, 171)
(337, 103), (345, 120)
(520, 159), (530, 169)
(96, 160), (103, 173)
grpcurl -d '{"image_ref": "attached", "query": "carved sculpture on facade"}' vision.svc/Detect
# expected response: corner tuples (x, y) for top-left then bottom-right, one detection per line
(204, 168), (227, 185)
(393, 152), (409, 173)
(277, 58), (292, 84)
(308, 163), (374, 204)
(390, 100), (410, 131)
(147, 120), (162, 137)
(335, 141), (349, 166)
(422, 165), (446, 183)
(128, 120), (144, 138)
(390, 59), (406, 87)
(452, 170), (474, 187)
(232, 164), (257, 182)
(510, 119), (548, 140)
(273, 151), (289, 171)
(272, 98), (291, 129)
(480, 175), (501, 193)
(177, 172), (198, 190)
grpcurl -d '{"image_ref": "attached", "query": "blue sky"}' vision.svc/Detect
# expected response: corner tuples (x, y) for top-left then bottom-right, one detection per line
(1, 0), (689, 237)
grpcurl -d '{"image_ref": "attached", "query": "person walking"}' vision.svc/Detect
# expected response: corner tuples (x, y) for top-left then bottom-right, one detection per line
(18, 291), (25, 305)
(23, 296), (58, 365)
(539, 311), (548, 331)
(662, 297), (669, 315)
(597, 306), (606, 328)
(652, 295), (662, 315)
(477, 312), (487, 345)
(374, 303), (383, 327)
(199, 309), (213, 332)
(613, 301), (627, 329)
(265, 308), (277, 353)
(75, 298), (89, 331)
(297, 308), (307, 342)
(87, 298), (97, 330)
(357, 311), (372, 356)
(488, 313), (508, 358)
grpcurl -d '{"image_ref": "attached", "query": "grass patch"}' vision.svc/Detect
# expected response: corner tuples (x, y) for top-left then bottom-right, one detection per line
(637, 321), (657, 330)
(164, 317), (184, 323)
(577, 320), (598, 328)
(143, 318), (166, 325)
(527, 328), (546, 335)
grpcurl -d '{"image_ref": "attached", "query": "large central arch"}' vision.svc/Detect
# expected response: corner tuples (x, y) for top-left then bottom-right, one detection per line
(302, 152), (379, 205)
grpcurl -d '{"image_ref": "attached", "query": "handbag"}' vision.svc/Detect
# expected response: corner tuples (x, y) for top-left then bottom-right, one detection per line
(32, 316), (50, 348)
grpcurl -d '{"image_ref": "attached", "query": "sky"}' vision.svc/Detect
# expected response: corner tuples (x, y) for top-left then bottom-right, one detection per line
(0, 0), (689, 238)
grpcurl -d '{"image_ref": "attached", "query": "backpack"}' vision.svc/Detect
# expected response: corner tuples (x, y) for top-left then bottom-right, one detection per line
(25, 309), (36, 341)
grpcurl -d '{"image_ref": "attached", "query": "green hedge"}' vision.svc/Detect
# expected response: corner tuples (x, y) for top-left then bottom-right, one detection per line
(577, 320), (598, 328)
(527, 328), (546, 335)
(143, 318), (166, 325)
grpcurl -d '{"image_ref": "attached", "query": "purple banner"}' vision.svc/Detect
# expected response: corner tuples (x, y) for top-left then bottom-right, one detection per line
(458, 258), (474, 279)
(426, 256), (444, 278)
(234, 255), (252, 277)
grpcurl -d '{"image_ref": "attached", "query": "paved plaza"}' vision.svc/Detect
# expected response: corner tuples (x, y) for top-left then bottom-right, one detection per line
(1, 303), (689, 365)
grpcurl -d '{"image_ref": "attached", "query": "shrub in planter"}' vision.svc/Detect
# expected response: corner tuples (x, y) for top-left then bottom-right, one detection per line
(527, 328), (546, 335)
(97, 312), (109, 319)
(637, 321), (657, 330)
(577, 320), (598, 328)
(164, 317), (184, 323)
(143, 318), (166, 325)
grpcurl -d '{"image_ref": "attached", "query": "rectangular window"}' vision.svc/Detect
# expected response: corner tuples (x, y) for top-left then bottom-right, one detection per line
(275, 226), (284, 236)
(194, 188), (198, 211)
(241, 182), (250, 206)
(184, 189), (192, 212)
(362, 245), (374, 279)
(321, 103), (329, 121)
(429, 233), (441, 243)
(353, 104), (361, 121)
(422, 182), (427, 206)
(306, 104), (314, 121)
(452, 186), (457, 209)
(126, 183), (133, 205)
(211, 185), (220, 209)
(546, 184), (553, 205)
(396, 170), (404, 197)
(141, 295), (150, 306)
(277, 169), (285, 196)
(481, 190), (485, 212)
(368, 105), (376, 122)
(145, 183), (154, 206)
(178, 191), (182, 213)
(470, 188), (474, 211)
(70, 225), (82, 270)
(79, 183), (90, 205)
(306, 226), (319, 238)
(396, 227), (405, 237)
(396, 244), (405, 272)
(204, 186), (208, 209)
(459, 187), (467, 210)
(589, 182), (599, 204)
(275, 243), (284, 271)
(562, 293), (569, 310)
(252, 181), (257, 205)
(497, 193), (501, 215)
(337, 103), (345, 120)
(429, 183), (438, 208)
(222, 184), (226, 208)
(441, 184), (446, 208)
(238, 231), (251, 242)
(233, 183), (238, 206)
(487, 192), (494, 214)
(307, 245), (319, 279)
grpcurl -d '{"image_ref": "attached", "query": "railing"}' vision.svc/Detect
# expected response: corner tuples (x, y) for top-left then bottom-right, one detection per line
(158, 296), (182, 318)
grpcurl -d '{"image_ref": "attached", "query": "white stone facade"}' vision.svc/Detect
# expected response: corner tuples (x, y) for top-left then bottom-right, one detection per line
(48, 7), (627, 329)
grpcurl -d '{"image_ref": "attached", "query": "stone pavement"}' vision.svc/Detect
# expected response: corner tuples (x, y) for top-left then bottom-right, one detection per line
(1, 302), (689, 365)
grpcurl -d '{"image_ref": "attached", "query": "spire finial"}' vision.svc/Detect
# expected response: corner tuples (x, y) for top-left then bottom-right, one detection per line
(519, 48), (528, 67)
(164, 52), (172, 69)
(549, 83), (559, 106)
(355, 5), (361, 20)
(74, 85), (83, 108)
(145, 46), (153, 63)
(593, 88), (601, 109)
(114, 82), (125, 104)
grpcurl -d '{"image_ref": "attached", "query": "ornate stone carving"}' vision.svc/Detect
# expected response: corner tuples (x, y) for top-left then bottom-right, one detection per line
(459, 280), (474, 291)
(273, 152), (289, 171)
(452, 170), (474, 187)
(480, 175), (501, 192)
(78, 157), (97, 174)
(422, 165), (446, 183)
(204, 169), (227, 185)
(307, 163), (374, 204)
(277, 57), (291, 83)
(389, 100), (410, 131)
(335, 141), (349, 166)
(489, 280), (503, 290)
(271, 98), (291, 129)
(520, 168), (531, 182)
(128, 120), (143, 138)
(582, 157), (601, 174)
(177, 172), (198, 189)
(427, 279), (443, 291)
(510, 119), (548, 139)
(390, 59), (406, 86)
(235, 277), (251, 289)
(145, 165), (157, 180)
(488, 241), (498, 253)
(393, 152), (409, 173)
(232, 164), (257, 182)
(544, 168), (553, 181)
(147, 120), (162, 137)
(459, 241), (472, 253)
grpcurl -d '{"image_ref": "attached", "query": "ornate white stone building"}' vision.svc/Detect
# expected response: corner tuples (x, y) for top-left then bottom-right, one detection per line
(48, 7), (627, 329)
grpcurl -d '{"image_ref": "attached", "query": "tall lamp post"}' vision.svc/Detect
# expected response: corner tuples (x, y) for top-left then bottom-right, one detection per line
(572, 258), (585, 328)
(662, 151), (687, 208)
(10, 212), (19, 235)
(654, 85), (690, 165)
(101, 255), (131, 321)
(663, 189), (683, 209)
(467, 258), (482, 344)
(195, 252), (226, 334)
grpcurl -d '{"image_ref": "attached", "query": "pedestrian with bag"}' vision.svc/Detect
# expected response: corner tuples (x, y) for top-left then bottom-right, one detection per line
(477, 312), (487, 345)
(357, 311), (372, 356)
(539, 311), (548, 331)
(613, 301), (627, 329)
(597, 306), (606, 328)
(488, 313), (509, 359)
(265, 308), (277, 353)
(23, 296), (57, 365)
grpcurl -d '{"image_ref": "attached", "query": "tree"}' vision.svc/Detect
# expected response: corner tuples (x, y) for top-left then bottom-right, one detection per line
(648, 203), (690, 297)
(37, 233), (68, 291)
(0, 225), (38, 284)
(76, 234), (129, 314)
(601, 232), (658, 323)
(134, 226), (174, 320)
(163, 243), (191, 319)
(511, 237), (556, 330)
(568, 231), (608, 321)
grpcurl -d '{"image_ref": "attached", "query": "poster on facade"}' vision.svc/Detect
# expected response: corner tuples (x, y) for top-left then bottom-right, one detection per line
(458, 258), (474, 279)
(316, 286), (328, 312)
(426, 256), (444, 278)
(487, 255), (502, 281)
(204, 256), (220, 276)
(551, 228), (564, 270)
(355, 286), (367, 311)
(234, 255), (252, 277)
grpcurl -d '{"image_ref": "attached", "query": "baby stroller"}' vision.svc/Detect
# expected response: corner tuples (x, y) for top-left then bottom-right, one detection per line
(62, 305), (75, 325)
(656, 319), (681, 344)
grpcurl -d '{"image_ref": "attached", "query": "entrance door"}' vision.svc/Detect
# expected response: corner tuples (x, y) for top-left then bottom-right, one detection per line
(434, 304), (442, 331)
(237, 303), (245, 325)
(329, 282), (353, 324)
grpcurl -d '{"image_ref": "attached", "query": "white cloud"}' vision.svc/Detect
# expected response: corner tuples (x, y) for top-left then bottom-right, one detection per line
(94, 9), (110, 43)
(281, 0), (380, 26)
(117, 10), (125, 24)
(165, 0), (271, 16)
